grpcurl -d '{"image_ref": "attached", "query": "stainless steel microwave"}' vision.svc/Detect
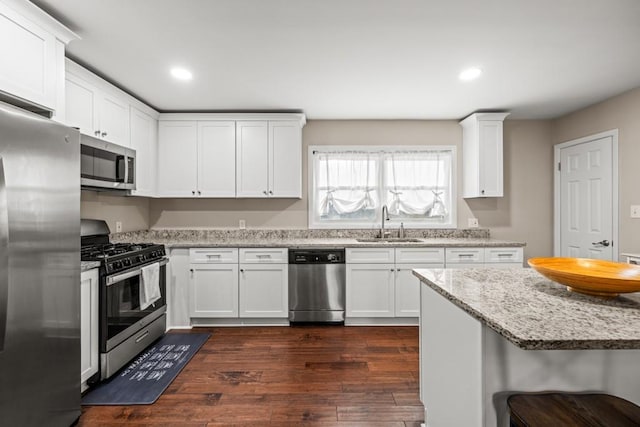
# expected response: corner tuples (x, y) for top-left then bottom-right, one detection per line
(80, 135), (135, 191)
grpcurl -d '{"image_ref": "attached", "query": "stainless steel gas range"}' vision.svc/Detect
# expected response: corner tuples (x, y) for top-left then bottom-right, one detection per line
(81, 219), (168, 381)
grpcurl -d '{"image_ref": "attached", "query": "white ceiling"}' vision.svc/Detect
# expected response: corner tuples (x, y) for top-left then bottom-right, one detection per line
(32, 0), (640, 119)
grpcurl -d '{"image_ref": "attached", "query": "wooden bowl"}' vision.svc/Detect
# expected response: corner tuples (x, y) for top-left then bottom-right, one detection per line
(528, 257), (640, 298)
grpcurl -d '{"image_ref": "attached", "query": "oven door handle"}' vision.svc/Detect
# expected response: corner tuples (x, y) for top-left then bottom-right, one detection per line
(106, 258), (169, 286)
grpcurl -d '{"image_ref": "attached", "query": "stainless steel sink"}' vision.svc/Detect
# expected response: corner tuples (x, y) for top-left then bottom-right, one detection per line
(356, 238), (422, 243)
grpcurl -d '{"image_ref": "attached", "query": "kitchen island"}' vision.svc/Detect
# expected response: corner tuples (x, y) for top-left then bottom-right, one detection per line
(414, 267), (640, 427)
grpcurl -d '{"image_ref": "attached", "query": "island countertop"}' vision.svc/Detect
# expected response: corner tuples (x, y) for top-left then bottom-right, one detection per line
(413, 267), (640, 350)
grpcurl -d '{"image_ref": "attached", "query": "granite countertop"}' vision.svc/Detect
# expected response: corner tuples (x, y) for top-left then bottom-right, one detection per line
(110, 229), (525, 249)
(81, 261), (100, 272)
(413, 267), (640, 350)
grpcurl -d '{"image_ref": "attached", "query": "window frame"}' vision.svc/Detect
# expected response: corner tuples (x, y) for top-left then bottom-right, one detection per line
(308, 145), (457, 229)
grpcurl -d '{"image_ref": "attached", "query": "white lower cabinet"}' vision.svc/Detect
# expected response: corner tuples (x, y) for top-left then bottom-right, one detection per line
(239, 248), (288, 318)
(186, 248), (288, 320)
(189, 249), (239, 318)
(191, 264), (239, 317)
(80, 268), (99, 391)
(346, 247), (445, 319)
(239, 264), (288, 318)
(346, 263), (396, 317)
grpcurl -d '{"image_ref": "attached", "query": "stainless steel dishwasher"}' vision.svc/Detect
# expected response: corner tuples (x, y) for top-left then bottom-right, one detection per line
(288, 248), (346, 324)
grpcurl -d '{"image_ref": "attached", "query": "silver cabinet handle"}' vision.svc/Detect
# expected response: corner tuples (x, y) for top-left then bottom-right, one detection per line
(198, 190), (201, 195)
(263, 191), (268, 195)
(269, 190), (273, 195)
(101, 131), (108, 137)
(94, 130), (101, 136)
(192, 190), (195, 195)
(240, 269), (244, 273)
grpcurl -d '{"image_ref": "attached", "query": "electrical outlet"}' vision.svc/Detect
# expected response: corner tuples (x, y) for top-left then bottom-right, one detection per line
(239, 219), (246, 229)
(468, 218), (479, 228)
(631, 205), (640, 218)
(115, 221), (122, 232)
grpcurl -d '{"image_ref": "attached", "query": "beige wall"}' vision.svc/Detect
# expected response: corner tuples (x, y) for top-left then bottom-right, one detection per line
(81, 191), (150, 232)
(552, 87), (640, 256)
(82, 119), (557, 259)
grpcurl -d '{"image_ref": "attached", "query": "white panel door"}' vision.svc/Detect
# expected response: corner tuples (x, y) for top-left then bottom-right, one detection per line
(198, 121), (236, 197)
(236, 121), (268, 197)
(269, 121), (301, 197)
(395, 263), (442, 317)
(80, 268), (99, 387)
(99, 93), (130, 146)
(239, 264), (288, 318)
(157, 121), (198, 197)
(346, 263), (395, 317)
(559, 136), (613, 259)
(130, 107), (157, 196)
(190, 264), (239, 318)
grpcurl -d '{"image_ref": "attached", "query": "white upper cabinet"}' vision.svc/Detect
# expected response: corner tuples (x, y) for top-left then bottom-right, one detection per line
(269, 121), (302, 197)
(157, 121), (198, 197)
(157, 113), (305, 199)
(130, 106), (157, 197)
(157, 120), (236, 197)
(197, 121), (236, 197)
(236, 120), (303, 198)
(65, 60), (130, 146)
(236, 121), (269, 197)
(0, 0), (77, 114)
(460, 112), (509, 198)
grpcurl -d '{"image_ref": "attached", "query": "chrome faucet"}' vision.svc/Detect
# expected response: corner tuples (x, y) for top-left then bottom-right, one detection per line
(380, 205), (391, 238)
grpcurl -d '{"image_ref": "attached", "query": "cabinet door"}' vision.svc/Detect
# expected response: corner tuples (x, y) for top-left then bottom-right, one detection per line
(0, 2), (56, 109)
(239, 264), (288, 317)
(346, 263), (395, 317)
(197, 121), (236, 197)
(478, 120), (503, 197)
(65, 73), (99, 136)
(98, 92), (130, 146)
(395, 263), (441, 317)
(130, 106), (157, 196)
(269, 121), (301, 198)
(157, 121), (198, 197)
(80, 268), (99, 387)
(236, 121), (268, 197)
(190, 264), (239, 318)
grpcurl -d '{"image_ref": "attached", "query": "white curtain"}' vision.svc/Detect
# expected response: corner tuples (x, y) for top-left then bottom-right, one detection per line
(384, 151), (450, 219)
(315, 152), (378, 219)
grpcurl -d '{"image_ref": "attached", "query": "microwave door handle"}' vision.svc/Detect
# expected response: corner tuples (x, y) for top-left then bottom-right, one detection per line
(0, 158), (8, 351)
(105, 258), (169, 286)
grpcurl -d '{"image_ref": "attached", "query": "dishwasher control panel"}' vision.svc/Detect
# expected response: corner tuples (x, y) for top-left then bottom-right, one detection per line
(289, 249), (345, 264)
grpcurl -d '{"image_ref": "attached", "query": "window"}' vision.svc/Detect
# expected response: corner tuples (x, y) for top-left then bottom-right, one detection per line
(309, 146), (456, 229)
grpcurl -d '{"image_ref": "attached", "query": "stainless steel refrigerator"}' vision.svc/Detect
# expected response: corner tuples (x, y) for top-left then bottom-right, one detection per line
(0, 101), (81, 425)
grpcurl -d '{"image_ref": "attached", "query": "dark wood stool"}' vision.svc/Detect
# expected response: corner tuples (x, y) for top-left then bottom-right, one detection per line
(507, 393), (640, 427)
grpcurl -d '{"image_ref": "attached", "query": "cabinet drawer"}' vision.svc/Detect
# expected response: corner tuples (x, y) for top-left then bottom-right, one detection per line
(346, 248), (395, 264)
(445, 248), (484, 264)
(484, 247), (523, 264)
(240, 248), (288, 263)
(395, 248), (444, 264)
(189, 248), (238, 263)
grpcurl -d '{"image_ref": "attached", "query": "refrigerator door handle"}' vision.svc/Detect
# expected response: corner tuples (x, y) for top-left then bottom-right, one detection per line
(0, 158), (8, 351)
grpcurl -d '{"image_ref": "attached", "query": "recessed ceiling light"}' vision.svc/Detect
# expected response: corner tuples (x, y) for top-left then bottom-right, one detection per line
(459, 67), (482, 81)
(170, 67), (193, 81)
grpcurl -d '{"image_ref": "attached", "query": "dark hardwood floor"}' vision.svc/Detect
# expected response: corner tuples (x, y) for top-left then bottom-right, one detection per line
(79, 326), (423, 426)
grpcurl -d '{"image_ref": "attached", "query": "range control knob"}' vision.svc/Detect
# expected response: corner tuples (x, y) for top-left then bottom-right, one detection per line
(327, 254), (337, 261)
(123, 259), (132, 266)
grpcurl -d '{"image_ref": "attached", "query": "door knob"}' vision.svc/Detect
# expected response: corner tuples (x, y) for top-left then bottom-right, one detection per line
(592, 240), (610, 247)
